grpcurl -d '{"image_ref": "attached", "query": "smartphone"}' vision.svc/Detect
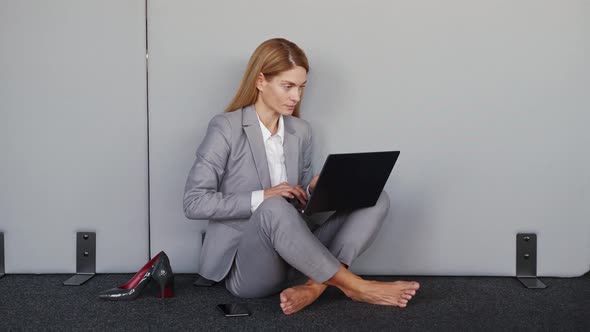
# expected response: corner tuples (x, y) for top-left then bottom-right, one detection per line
(217, 303), (251, 317)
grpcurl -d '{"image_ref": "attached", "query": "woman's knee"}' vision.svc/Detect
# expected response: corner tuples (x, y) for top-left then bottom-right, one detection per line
(256, 196), (298, 218)
(251, 196), (301, 229)
(375, 190), (391, 216)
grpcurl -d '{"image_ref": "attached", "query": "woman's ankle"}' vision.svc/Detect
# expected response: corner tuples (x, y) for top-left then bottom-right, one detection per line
(305, 278), (327, 290)
(325, 264), (366, 297)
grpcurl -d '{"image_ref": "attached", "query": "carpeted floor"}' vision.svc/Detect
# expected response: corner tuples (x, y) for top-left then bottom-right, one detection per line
(0, 272), (588, 331)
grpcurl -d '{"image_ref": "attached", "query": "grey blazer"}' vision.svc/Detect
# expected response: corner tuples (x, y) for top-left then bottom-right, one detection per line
(183, 105), (314, 281)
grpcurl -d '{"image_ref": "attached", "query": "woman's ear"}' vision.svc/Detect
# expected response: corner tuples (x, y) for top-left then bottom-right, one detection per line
(256, 72), (266, 92)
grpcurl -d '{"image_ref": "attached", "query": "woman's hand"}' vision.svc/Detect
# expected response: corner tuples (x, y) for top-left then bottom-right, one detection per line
(264, 182), (308, 205)
(309, 175), (319, 194)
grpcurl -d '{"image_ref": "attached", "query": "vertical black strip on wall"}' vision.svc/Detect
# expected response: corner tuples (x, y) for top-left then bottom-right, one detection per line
(145, 0), (151, 260)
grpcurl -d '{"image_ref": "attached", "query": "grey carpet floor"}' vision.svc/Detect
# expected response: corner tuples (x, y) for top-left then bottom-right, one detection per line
(0, 272), (588, 331)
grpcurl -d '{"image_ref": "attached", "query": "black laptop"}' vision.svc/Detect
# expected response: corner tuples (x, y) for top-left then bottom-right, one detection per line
(295, 151), (400, 215)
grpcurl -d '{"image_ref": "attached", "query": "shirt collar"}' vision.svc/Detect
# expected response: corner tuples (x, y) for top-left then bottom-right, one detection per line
(257, 113), (284, 143)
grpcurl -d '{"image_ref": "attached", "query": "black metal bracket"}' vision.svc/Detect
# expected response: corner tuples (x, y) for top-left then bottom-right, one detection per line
(516, 233), (546, 289)
(0, 232), (5, 278)
(63, 232), (96, 286)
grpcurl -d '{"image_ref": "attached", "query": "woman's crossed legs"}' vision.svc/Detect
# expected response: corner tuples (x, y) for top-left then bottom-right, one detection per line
(224, 192), (420, 315)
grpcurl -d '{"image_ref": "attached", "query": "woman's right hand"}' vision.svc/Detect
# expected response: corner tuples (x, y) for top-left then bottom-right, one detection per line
(264, 182), (308, 205)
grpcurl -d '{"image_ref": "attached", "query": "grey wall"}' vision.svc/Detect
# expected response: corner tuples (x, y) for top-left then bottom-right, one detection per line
(148, 0), (589, 276)
(1, 0), (588, 276)
(0, 0), (149, 273)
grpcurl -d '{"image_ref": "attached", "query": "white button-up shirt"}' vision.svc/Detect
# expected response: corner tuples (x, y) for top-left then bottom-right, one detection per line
(250, 114), (288, 212)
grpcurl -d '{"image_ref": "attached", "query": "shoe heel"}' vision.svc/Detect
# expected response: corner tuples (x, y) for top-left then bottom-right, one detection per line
(157, 276), (175, 299)
(151, 251), (174, 302)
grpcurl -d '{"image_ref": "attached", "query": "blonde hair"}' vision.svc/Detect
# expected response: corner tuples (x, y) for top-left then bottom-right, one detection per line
(224, 38), (309, 118)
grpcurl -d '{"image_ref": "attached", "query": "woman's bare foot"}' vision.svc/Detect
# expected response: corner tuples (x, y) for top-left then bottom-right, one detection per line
(279, 279), (327, 315)
(346, 280), (420, 308)
(325, 264), (420, 308)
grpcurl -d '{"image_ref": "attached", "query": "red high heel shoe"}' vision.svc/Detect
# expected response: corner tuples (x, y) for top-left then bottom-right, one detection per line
(98, 251), (174, 301)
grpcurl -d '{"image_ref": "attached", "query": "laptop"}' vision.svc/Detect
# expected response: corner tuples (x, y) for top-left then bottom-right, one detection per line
(293, 151), (400, 215)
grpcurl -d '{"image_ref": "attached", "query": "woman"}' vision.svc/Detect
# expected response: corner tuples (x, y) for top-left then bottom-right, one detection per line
(183, 38), (420, 315)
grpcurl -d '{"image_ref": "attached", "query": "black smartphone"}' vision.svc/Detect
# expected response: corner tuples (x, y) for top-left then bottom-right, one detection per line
(217, 303), (251, 317)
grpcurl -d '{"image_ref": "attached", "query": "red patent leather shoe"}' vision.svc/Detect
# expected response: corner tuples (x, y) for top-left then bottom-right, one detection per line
(98, 251), (174, 301)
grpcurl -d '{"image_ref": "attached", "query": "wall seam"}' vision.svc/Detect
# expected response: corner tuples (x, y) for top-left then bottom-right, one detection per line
(145, 0), (151, 260)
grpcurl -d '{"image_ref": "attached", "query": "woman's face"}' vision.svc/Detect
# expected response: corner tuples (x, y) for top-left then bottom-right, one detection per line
(257, 66), (307, 116)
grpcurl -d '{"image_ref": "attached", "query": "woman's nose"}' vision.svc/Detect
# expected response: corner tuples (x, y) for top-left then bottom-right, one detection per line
(290, 89), (301, 103)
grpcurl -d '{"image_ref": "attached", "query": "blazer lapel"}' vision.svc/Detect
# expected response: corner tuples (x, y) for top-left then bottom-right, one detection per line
(283, 118), (300, 186)
(242, 105), (271, 189)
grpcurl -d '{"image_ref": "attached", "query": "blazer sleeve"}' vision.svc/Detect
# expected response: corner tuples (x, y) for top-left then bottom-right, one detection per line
(183, 114), (252, 221)
(301, 121), (314, 190)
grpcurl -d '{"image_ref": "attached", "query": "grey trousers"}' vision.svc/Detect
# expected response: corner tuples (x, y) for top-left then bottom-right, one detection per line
(225, 191), (390, 298)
